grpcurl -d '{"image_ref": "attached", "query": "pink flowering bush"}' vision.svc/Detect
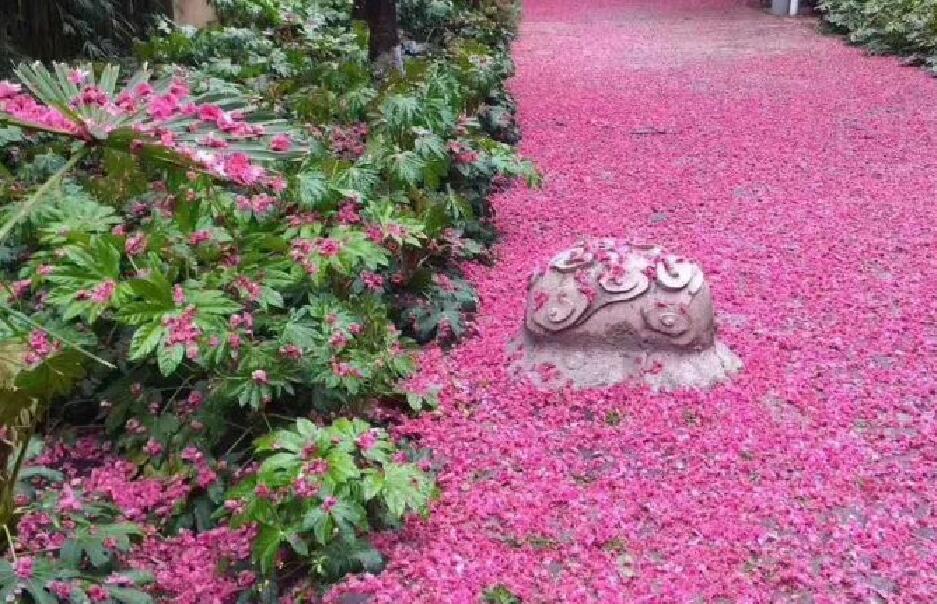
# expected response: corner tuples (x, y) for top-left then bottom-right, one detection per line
(0, 0), (532, 600)
(0, 477), (154, 603)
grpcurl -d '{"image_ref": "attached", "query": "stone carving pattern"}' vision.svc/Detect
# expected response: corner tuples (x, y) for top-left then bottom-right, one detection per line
(518, 238), (741, 391)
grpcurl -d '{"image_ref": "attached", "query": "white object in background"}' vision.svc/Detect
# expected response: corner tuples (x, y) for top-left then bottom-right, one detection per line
(789, 0), (800, 16)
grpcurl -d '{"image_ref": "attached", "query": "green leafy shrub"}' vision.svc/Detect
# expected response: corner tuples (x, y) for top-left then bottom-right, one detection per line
(484, 584), (522, 604)
(225, 418), (432, 579)
(819, 0), (937, 69)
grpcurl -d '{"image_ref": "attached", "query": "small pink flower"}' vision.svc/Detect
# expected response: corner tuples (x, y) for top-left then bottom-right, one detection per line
(10, 279), (31, 299)
(338, 202), (361, 224)
(79, 86), (108, 107)
(366, 226), (384, 243)
(49, 582), (72, 598)
(321, 496), (338, 512)
(224, 499), (246, 515)
(269, 176), (288, 192)
(279, 345), (303, 360)
(356, 431), (378, 452)
(173, 284), (186, 306)
(329, 331), (349, 350)
(236, 193), (277, 216)
(60, 485), (83, 513)
(362, 272), (384, 292)
(301, 445), (320, 461)
(68, 69), (89, 85)
(306, 458), (329, 476)
(125, 232), (148, 256)
(197, 468), (218, 488)
(25, 329), (60, 366)
(125, 418), (147, 435)
(294, 477), (318, 499)
(318, 238), (342, 258)
(187, 391), (205, 408)
(331, 361), (362, 379)
(144, 439), (164, 457)
(251, 369), (269, 385)
(270, 133), (292, 152)
(189, 230), (213, 246)
(90, 280), (117, 304)
(133, 83), (154, 98)
(87, 585), (109, 602)
(181, 447), (203, 462)
(222, 153), (265, 186)
(14, 556), (34, 580)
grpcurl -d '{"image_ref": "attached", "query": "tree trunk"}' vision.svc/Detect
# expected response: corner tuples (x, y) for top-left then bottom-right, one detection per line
(353, 0), (367, 20)
(364, 0), (401, 70)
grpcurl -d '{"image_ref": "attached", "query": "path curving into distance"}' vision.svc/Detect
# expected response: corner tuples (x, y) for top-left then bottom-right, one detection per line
(330, 1), (937, 601)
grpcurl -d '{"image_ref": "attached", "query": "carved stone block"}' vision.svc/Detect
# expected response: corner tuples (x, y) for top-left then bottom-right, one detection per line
(514, 239), (742, 391)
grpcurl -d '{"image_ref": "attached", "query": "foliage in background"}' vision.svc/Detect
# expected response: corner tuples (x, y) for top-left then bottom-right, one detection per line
(0, 0), (169, 76)
(0, 0), (533, 600)
(819, 0), (937, 71)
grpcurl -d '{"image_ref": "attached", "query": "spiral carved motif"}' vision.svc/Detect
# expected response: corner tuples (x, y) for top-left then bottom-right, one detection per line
(532, 239), (706, 335)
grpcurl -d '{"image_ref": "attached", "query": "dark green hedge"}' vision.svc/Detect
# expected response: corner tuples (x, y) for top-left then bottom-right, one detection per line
(819, 0), (937, 70)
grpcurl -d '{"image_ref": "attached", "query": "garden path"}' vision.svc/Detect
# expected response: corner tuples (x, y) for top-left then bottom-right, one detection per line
(332, 0), (937, 601)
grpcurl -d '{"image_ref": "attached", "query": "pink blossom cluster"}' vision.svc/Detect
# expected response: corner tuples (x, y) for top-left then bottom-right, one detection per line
(24, 329), (62, 366)
(232, 275), (263, 301)
(447, 140), (479, 165)
(0, 81), (78, 134)
(338, 201), (362, 224)
(362, 271), (385, 292)
(84, 461), (192, 521)
(236, 192), (278, 217)
(181, 446), (220, 489)
(125, 526), (257, 604)
(9, 278), (31, 299)
(14, 435), (258, 603)
(290, 236), (345, 275)
(163, 308), (202, 360)
(16, 511), (67, 552)
(75, 279), (117, 304)
(287, 211), (322, 229)
(29, 436), (112, 478)
(332, 361), (363, 379)
(0, 73), (296, 187)
(329, 122), (369, 160)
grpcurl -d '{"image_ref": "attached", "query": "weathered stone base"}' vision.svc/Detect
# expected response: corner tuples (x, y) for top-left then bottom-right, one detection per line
(511, 336), (743, 392)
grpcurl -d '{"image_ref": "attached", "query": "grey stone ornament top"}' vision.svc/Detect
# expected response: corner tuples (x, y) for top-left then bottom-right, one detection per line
(514, 239), (742, 391)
